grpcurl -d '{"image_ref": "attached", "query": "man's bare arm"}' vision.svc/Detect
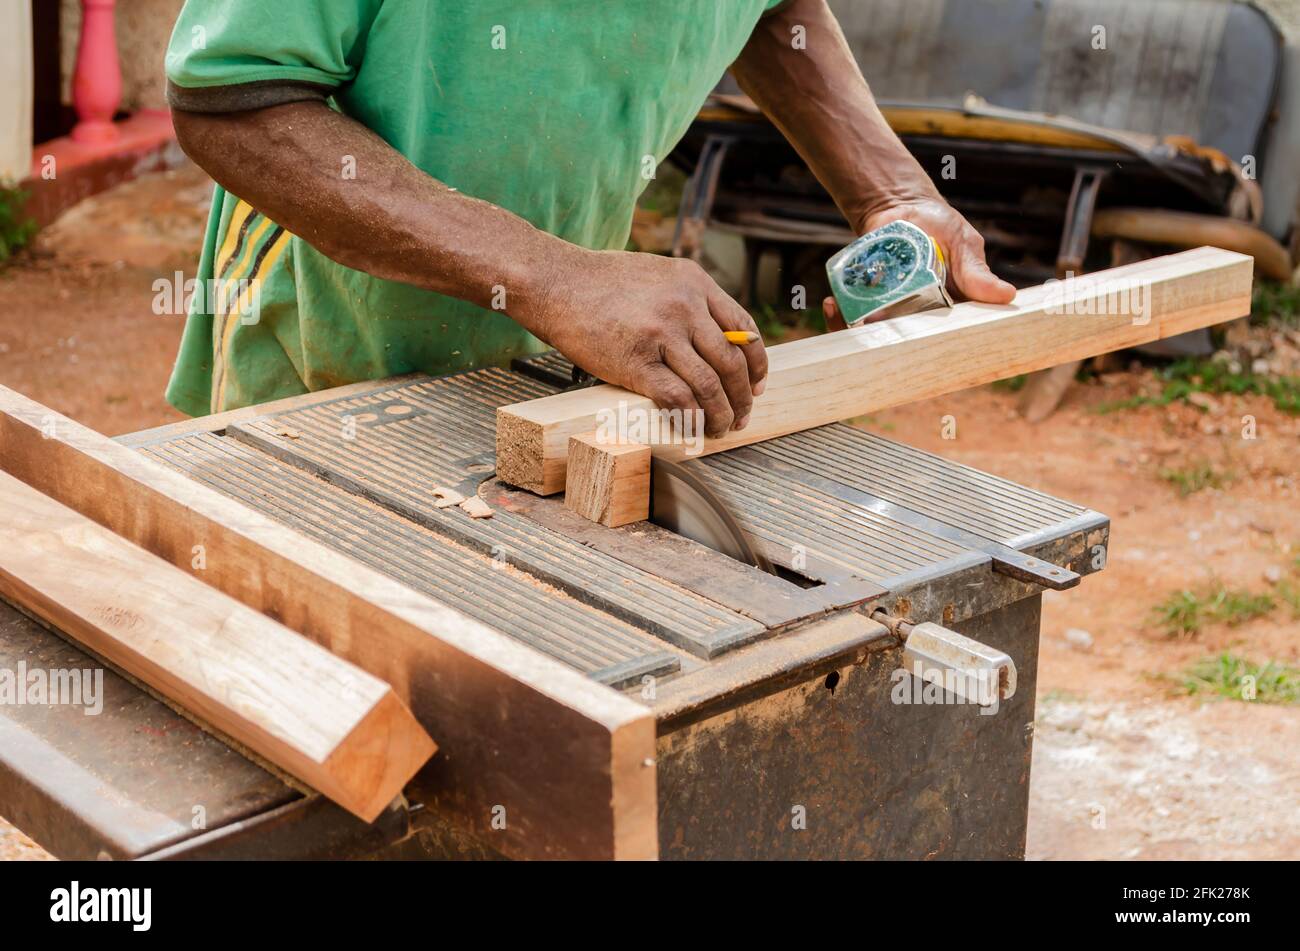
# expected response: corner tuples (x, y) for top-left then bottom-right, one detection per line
(173, 102), (766, 435)
(733, 0), (1015, 305)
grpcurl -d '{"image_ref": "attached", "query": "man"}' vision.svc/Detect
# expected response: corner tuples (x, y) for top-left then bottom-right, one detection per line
(164, 0), (1013, 437)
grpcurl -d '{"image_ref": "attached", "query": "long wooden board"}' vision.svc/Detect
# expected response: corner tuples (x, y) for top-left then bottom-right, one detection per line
(0, 471), (435, 822)
(0, 387), (657, 859)
(496, 247), (1253, 494)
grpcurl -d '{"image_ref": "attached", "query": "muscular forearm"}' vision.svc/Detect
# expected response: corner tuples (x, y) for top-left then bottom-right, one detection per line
(732, 0), (937, 231)
(734, 0), (1014, 304)
(173, 100), (569, 328)
(173, 98), (767, 436)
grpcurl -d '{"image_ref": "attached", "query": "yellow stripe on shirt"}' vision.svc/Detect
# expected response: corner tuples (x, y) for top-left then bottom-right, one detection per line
(210, 215), (275, 411)
(213, 229), (293, 413)
(214, 200), (255, 277)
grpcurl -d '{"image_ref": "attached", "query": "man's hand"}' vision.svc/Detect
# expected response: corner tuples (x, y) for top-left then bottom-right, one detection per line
(173, 103), (766, 437)
(733, 0), (1017, 326)
(824, 198), (1017, 326)
(861, 199), (1016, 304)
(525, 249), (768, 438)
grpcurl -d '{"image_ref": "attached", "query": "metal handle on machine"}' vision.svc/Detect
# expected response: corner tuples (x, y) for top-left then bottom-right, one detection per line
(872, 610), (1017, 705)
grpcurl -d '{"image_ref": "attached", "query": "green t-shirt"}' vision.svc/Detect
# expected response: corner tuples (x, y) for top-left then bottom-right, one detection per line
(163, 0), (785, 416)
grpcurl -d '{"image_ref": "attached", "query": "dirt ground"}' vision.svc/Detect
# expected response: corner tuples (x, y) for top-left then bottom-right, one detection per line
(0, 165), (206, 436)
(875, 386), (1300, 859)
(0, 166), (1296, 861)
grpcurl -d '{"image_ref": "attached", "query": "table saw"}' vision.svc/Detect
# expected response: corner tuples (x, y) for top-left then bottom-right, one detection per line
(0, 353), (1107, 860)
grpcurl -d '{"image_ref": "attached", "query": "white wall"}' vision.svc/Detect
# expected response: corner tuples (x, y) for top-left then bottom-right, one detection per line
(0, 0), (33, 181)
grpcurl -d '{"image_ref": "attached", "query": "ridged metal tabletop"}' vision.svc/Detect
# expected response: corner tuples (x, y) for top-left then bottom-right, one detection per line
(136, 361), (1106, 687)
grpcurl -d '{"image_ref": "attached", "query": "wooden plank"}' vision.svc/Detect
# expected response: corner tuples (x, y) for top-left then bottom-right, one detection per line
(0, 387), (658, 859)
(496, 247), (1253, 495)
(564, 433), (651, 527)
(0, 598), (300, 859)
(0, 471), (435, 822)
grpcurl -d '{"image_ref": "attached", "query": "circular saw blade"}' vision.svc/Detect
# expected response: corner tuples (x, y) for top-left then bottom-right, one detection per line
(651, 458), (774, 574)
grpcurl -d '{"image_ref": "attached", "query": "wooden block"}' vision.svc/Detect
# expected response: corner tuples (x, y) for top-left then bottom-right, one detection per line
(564, 433), (650, 527)
(495, 247), (1254, 494)
(0, 387), (657, 860)
(0, 471), (435, 822)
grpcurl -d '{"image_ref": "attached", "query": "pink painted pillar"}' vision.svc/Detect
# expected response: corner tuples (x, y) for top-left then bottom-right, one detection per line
(71, 0), (122, 144)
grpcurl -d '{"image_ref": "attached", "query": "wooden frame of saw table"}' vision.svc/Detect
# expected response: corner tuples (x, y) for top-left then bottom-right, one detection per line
(0, 386), (658, 860)
(0, 471), (437, 823)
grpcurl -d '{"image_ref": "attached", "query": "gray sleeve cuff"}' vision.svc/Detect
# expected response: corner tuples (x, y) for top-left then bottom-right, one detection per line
(166, 78), (336, 113)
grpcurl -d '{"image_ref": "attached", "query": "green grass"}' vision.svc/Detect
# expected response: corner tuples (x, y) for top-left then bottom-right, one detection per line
(1151, 583), (1276, 637)
(1094, 357), (1300, 416)
(991, 374), (1028, 393)
(847, 413), (896, 433)
(992, 365), (1095, 393)
(1155, 590), (1207, 637)
(1158, 461), (1230, 496)
(1276, 580), (1300, 620)
(753, 303), (788, 341)
(1213, 588), (1277, 625)
(1040, 687), (1086, 704)
(752, 302), (827, 342)
(1093, 393), (1155, 414)
(1251, 279), (1300, 328)
(1182, 653), (1300, 704)
(0, 183), (35, 265)
(635, 162), (688, 217)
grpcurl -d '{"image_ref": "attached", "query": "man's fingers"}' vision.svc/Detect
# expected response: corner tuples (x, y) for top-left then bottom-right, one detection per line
(691, 324), (754, 431)
(951, 237), (1016, 304)
(866, 204), (1015, 305)
(823, 296), (846, 331)
(707, 290), (769, 396)
(663, 343), (735, 438)
(633, 362), (701, 419)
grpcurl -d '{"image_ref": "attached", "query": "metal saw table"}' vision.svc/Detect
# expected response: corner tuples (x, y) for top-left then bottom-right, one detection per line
(0, 356), (1107, 859)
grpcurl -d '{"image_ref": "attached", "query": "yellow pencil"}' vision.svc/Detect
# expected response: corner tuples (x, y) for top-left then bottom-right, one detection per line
(723, 330), (761, 345)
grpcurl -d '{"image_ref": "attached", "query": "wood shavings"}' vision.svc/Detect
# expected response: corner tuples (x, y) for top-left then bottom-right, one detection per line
(431, 486), (466, 509)
(459, 496), (493, 519)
